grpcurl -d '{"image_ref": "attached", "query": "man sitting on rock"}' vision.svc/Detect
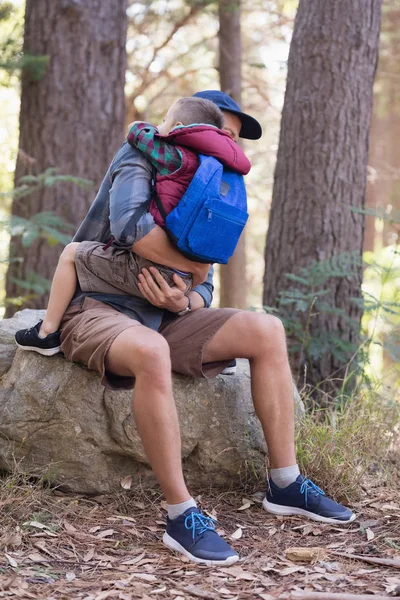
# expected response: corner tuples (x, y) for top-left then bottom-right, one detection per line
(16, 90), (356, 566)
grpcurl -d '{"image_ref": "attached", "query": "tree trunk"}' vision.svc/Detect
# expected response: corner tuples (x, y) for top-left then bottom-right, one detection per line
(218, 0), (247, 309)
(366, 3), (400, 251)
(263, 0), (382, 391)
(6, 0), (127, 314)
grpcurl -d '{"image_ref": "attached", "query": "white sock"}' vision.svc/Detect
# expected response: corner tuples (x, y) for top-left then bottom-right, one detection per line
(270, 464), (300, 488)
(167, 498), (197, 520)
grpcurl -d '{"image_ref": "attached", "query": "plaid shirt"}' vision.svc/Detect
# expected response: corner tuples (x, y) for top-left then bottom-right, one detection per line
(127, 122), (182, 176)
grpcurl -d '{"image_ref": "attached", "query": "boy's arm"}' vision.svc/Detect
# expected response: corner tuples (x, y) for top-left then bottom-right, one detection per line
(132, 226), (210, 286)
(127, 122), (182, 175)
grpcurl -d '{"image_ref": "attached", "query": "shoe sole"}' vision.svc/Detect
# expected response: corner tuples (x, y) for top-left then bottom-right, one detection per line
(162, 532), (239, 566)
(262, 498), (356, 525)
(220, 368), (237, 375)
(16, 342), (61, 357)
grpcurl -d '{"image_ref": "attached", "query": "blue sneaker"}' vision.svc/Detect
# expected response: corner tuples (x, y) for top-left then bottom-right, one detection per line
(263, 475), (356, 525)
(162, 507), (239, 565)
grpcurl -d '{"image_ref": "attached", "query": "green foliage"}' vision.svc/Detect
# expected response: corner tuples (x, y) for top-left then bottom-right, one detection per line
(264, 239), (400, 390)
(0, 168), (90, 250)
(0, 1), (49, 85)
(0, 169), (92, 310)
(264, 252), (364, 370)
(0, 168), (92, 201)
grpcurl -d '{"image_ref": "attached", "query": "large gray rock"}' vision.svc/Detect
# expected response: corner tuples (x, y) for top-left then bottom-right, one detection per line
(0, 309), (304, 494)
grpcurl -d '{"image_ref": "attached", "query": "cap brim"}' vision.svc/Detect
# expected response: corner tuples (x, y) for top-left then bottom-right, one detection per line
(226, 109), (262, 140)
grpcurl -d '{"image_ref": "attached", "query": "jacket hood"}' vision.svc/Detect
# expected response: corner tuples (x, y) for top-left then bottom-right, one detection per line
(163, 125), (251, 175)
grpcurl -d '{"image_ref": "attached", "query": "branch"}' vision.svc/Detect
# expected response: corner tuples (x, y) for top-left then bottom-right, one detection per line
(291, 594), (391, 600)
(331, 550), (400, 569)
(130, 2), (204, 99)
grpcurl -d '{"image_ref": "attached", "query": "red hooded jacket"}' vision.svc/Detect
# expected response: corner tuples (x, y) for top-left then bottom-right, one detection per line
(150, 125), (251, 227)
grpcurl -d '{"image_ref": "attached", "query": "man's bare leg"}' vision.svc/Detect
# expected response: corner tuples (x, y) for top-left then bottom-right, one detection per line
(203, 312), (296, 468)
(203, 311), (355, 524)
(105, 327), (190, 504)
(105, 326), (239, 564)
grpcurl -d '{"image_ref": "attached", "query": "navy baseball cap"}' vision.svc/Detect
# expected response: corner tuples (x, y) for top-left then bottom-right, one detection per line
(193, 90), (262, 140)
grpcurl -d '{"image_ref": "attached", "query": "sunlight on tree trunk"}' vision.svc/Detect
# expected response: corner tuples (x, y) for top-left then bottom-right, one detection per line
(263, 0), (382, 392)
(218, 0), (247, 309)
(6, 0), (127, 314)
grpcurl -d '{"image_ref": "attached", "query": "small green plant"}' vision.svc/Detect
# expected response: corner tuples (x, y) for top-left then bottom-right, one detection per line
(295, 388), (400, 502)
(0, 168), (92, 308)
(264, 252), (364, 369)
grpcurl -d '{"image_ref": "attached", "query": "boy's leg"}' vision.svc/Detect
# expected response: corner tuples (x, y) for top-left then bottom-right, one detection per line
(15, 242), (80, 355)
(75, 242), (192, 297)
(40, 242), (80, 336)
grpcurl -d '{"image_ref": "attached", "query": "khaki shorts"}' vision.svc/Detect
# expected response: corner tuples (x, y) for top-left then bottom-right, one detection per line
(60, 297), (239, 390)
(75, 241), (192, 298)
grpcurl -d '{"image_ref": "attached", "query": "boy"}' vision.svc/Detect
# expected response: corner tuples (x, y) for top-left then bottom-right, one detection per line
(15, 96), (251, 355)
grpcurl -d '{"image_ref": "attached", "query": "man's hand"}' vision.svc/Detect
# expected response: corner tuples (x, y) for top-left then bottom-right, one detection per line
(138, 268), (189, 313)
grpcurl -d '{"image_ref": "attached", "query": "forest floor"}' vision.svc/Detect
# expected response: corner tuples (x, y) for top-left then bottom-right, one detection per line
(1, 471), (400, 600)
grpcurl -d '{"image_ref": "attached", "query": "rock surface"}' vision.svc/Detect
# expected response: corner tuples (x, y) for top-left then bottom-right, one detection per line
(0, 309), (304, 494)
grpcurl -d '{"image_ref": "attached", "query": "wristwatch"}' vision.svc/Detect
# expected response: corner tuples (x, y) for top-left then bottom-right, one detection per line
(176, 295), (192, 317)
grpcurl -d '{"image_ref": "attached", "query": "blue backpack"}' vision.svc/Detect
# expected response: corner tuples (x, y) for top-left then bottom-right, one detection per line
(154, 154), (248, 264)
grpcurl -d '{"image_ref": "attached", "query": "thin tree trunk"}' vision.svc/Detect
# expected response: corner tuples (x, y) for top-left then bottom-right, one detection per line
(263, 0), (382, 391)
(218, 0), (246, 309)
(6, 0), (127, 314)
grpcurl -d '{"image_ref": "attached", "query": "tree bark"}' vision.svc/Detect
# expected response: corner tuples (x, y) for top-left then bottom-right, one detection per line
(6, 0), (127, 313)
(263, 0), (382, 390)
(365, 2), (400, 251)
(218, 0), (247, 309)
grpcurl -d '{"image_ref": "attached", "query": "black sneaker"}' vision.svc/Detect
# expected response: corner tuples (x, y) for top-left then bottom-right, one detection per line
(15, 321), (61, 356)
(221, 359), (237, 375)
(163, 507), (239, 565)
(263, 475), (356, 525)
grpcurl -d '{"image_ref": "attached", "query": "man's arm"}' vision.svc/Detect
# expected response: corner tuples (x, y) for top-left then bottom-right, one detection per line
(109, 145), (156, 248)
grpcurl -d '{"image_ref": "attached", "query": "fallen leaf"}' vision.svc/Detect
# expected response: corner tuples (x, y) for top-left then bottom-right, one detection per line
(65, 572), (76, 582)
(96, 529), (115, 539)
(28, 552), (48, 563)
(4, 553), (18, 568)
(221, 566), (256, 580)
(149, 586), (167, 594)
(83, 547), (95, 562)
(279, 566), (306, 576)
(231, 527), (243, 540)
(120, 475), (132, 490)
(237, 502), (252, 511)
(381, 504), (400, 510)
(366, 528), (375, 541)
(64, 521), (78, 534)
(120, 551), (146, 565)
(285, 546), (325, 564)
(131, 573), (157, 582)
(132, 501), (145, 510)
(26, 521), (50, 530)
(89, 526), (101, 533)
